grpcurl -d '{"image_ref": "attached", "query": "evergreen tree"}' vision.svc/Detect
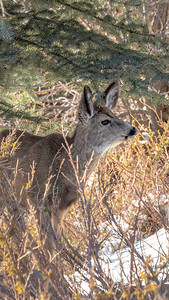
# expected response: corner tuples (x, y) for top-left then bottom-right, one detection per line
(0, 0), (168, 123)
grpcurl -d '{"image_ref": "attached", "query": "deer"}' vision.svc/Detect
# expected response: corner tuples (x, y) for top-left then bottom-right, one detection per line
(0, 82), (137, 232)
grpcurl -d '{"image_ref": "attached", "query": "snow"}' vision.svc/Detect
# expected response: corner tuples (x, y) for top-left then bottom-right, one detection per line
(100, 228), (169, 283)
(74, 228), (169, 296)
(73, 193), (169, 295)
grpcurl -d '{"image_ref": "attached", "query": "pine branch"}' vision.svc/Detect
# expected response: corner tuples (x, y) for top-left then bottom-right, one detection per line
(56, 0), (157, 38)
(15, 36), (86, 71)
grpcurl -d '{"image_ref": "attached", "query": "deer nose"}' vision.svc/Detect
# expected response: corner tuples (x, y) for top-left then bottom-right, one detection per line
(129, 127), (137, 136)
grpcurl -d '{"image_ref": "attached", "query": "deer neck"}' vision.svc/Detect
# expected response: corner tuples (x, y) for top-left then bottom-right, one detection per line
(70, 125), (100, 182)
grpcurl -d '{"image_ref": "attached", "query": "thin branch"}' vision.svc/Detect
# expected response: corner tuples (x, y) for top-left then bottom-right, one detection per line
(0, 0), (5, 17)
(103, 196), (160, 284)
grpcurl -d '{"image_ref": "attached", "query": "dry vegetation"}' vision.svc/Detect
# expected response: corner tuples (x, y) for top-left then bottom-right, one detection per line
(0, 85), (169, 299)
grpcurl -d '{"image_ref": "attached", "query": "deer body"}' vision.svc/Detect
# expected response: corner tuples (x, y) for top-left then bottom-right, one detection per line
(0, 83), (137, 225)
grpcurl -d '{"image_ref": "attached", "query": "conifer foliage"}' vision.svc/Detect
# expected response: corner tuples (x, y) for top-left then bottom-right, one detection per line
(0, 0), (168, 119)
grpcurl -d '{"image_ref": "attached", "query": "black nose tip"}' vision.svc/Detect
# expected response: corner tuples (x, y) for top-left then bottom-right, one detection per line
(129, 127), (137, 136)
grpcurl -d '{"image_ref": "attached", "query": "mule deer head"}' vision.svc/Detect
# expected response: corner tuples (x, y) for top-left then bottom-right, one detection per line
(0, 82), (137, 227)
(77, 82), (136, 154)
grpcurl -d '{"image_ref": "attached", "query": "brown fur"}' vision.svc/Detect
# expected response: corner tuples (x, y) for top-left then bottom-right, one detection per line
(0, 83), (137, 229)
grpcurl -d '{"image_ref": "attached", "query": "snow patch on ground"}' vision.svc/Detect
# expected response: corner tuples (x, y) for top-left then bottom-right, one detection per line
(100, 228), (169, 283)
(74, 228), (169, 296)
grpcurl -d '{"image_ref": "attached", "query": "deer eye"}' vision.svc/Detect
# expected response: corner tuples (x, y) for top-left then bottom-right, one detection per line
(101, 120), (111, 125)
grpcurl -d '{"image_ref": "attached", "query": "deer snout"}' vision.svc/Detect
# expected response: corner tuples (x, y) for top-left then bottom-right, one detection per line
(129, 127), (137, 136)
(124, 126), (137, 140)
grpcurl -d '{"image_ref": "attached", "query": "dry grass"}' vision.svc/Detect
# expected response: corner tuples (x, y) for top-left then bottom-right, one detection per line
(0, 121), (169, 299)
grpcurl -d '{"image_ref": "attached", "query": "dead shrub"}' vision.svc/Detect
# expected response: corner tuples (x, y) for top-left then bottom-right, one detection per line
(0, 123), (169, 299)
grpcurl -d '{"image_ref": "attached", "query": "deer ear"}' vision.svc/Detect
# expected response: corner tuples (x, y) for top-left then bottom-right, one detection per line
(104, 82), (119, 109)
(78, 86), (94, 125)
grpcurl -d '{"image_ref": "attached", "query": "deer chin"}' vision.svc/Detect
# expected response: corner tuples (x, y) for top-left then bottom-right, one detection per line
(123, 133), (137, 141)
(96, 138), (128, 154)
(94, 140), (120, 154)
(124, 136), (133, 141)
